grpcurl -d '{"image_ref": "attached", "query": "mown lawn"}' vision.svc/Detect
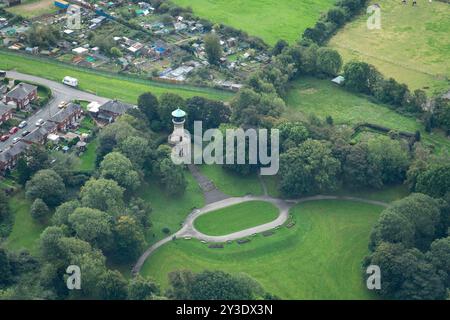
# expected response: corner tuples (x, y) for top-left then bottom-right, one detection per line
(285, 77), (450, 155)
(141, 200), (382, 299)
(198, 165), (263, 197)
(138, 171), (205, 245)
(0, 51), (234, 103)
(5, 192), (45, 255)
(194, 200), (279, 236)
(172, 0), (336, 45)
(76, 138), (98, 172)
(329, 0), (450, 94)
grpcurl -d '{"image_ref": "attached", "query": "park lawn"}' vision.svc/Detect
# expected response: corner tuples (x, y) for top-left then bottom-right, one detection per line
(141, 199), (382, 299)
(285, 77), (450, 155)
(172, 0), (336, 45)
(5, 192), (45, 255)
(194, 201), (279, 236)
(0, 51), (234, 103)
(198, 164), (263, 197)
(328, 0), (450, 94)
(138, 171), (205, 245)
(76, 138), (98, 172)
(6, 0), (57, 18)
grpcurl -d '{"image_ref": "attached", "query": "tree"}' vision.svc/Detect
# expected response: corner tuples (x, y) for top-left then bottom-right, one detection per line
(415, 163), (450, 198)
(185, 96), (231, 131)
(157, 158), (187, 196)
(39, 226), (66, 262)
(0, 247), (12, 287)
(158, 93), (185, 130)
(25, 169), (66, 207)
(343, 61), (380, 94)
(137, 92), (160, 123)
(113, 215), (145, 263)
(128, 275), (160, 300)
(110, 47), (123, 58)
(343, 143), (382, 188)
(271, 39), (289, 56)
(51, 200), (81, 226)
(204, 33), (222, 65)
(30, 198), (49, 222)
(98, 270), (128, 300)
(16, 157), (32, 186)
(276, 122), (309, 151)
(370, 194), (442, 251)
(167, 270), (260, 300)
(0, 191), (9, 224)
(427, 237), (450, 287)
(118, 136), (151, 169)
(316, 47), (342, 76)
(80, 178), (124, 214)
(279, 139), (341, 197)
(367, 136), (410, 185)
(68, 207), (113, 251)
(364, 242), (446, 300)
(327, 7), (346, 26)
(100, 152), (141, 191)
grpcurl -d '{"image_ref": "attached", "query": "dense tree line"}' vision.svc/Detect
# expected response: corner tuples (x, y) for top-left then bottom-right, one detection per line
(365, 193), (450, 300)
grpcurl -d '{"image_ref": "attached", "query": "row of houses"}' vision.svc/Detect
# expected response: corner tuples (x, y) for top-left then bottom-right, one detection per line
(0, 99), (135, 173)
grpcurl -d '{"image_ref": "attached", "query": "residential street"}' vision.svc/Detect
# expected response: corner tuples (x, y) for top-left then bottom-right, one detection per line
(0, 71), (110, 150)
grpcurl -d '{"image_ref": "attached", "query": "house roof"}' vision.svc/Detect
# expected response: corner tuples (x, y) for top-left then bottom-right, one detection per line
(49, 102), (81, 124)
(0, 141), (27, 164)
(6, 82), (38, 100)
(0, 101), (14, 117)
(99, 99), (134, 115)
(23, 122), (57, 143)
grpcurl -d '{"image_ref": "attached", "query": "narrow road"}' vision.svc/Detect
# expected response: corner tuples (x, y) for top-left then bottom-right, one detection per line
(132, 194), (389, 275)
(1, 71), (109, 150)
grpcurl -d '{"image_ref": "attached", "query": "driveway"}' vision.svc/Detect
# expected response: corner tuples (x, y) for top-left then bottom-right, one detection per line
(0, 71), (109, 150)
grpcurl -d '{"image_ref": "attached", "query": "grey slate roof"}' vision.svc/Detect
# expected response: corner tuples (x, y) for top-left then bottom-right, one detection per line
(0, 141), (27, 164)
(0, 101), (14, 117)
(24, 122), (57, 143)
(99, 99), (134, 115)
(6, 82), (38, 100)
(49, 102), (81, 124)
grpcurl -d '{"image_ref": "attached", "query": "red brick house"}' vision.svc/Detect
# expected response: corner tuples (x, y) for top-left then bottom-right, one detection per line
(0, 141), (27, 174)
(22, 122), (58, 145)
(98, 99), (135, 123)
(0, 102), (14, 125)
(5, 82), (38, 109)
(48, 102), (82, 131)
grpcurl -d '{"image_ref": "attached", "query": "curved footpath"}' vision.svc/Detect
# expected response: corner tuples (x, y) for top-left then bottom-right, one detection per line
(132, 194), (389, 275)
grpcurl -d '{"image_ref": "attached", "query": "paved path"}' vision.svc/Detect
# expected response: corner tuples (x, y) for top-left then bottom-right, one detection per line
(1, 71), (109, 150)
(131, 194), (389, 275)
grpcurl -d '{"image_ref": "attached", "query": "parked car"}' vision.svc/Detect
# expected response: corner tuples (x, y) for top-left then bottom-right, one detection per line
(12, 137), (20, 144)
(35, 119), (45, 126)
(18, 121), (28, 129)
(9, 127), (19, 134)
(58, 101), (68, 109)
(0, 70), (6, 78)
(0, 135), (10, 142)
(21, 130), (31, 137)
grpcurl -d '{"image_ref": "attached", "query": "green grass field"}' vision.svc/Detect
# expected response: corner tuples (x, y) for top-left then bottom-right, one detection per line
(285, 77), (450, 155)
(76, 138), (98, 172)
(198, 165), (263, 197)
(329, 0), (450, 94)
(5, 193), (45, 255)
(6, 0), (57, 18)
(0, 51), (234, 103)
(138, 171), (205, 245)
(194, 201), (279, 236)
(141, 199), (382, 299)
(172, 0), (336, 45)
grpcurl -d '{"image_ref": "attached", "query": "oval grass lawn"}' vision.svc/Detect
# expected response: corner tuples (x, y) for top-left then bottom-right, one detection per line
(141, 200), (383, 299)
(193, 201), (279, 236)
